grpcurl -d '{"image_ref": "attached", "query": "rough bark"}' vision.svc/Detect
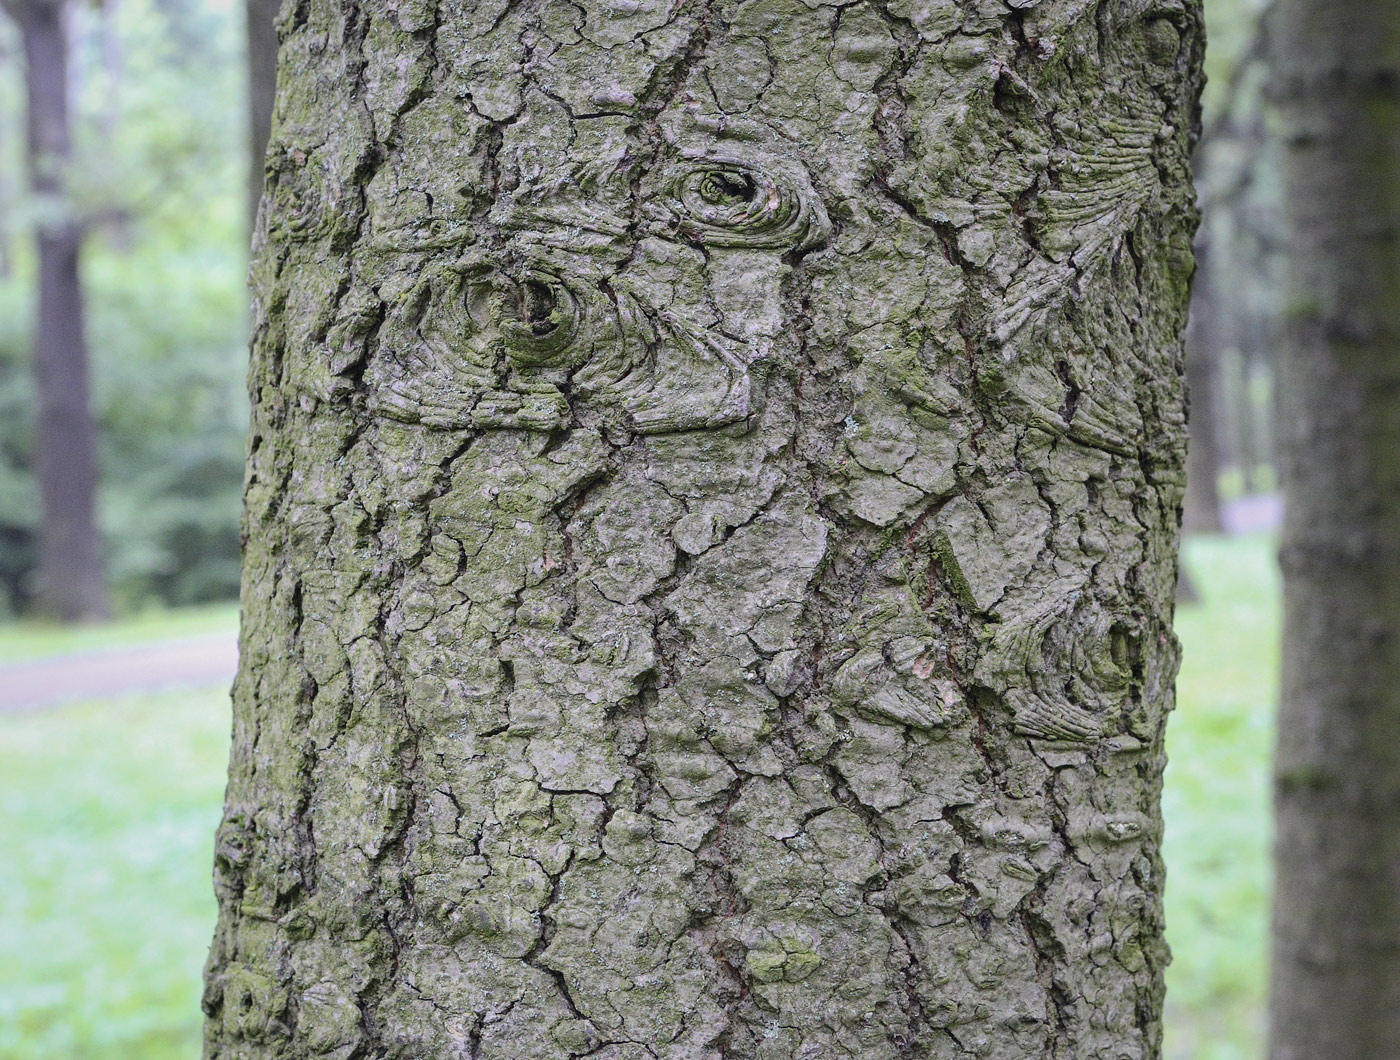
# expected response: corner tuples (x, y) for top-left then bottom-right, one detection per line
(1269, 2), (1400, 1058)
(10, 0), (109, 622)
(205, 3), (1202, 1058)
(246, 0), (281, 228)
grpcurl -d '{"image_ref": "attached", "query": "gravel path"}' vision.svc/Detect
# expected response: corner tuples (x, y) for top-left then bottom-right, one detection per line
(0, 634), (238, 713)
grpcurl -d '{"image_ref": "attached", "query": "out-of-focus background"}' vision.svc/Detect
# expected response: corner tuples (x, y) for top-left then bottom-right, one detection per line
(0, 1), (1280, 1058)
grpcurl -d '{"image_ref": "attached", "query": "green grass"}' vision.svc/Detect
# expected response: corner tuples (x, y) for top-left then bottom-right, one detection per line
(0, 539), (1277, 1059)
(1164, 534), (1279, 1060)
(0, 602), (239, 663)
(0, 688), (231, 1060)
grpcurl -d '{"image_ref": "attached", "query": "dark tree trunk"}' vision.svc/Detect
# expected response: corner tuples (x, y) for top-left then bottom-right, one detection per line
(1241, 348), (1275, 494)
(205, 3), (1203, 1057)
(0, 33), (15, 278)
(1270, 2), (1400, 1058)
(245, 0), (280, 230)
(1183, 229), (1226, 533)
(12, 0), (108, 622)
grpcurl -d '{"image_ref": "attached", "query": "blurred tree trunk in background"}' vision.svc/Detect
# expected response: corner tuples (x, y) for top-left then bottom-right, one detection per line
(0, 28), (17, 280)
(5, 0), (108, 622)
(245, 0), (278, 229)
(1270, 1), (1400, 1057)
(1192, 9), (1285, 514)
(203, 3), (1202, 1057)
(1184, 230), (1226, 533)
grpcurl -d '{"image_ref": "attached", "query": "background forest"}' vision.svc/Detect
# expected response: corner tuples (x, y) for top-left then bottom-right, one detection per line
(0, 0), (1286, 1059)
(0, 0), (247, 615)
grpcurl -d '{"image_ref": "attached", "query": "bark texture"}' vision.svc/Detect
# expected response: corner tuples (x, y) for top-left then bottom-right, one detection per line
(1270, 3), (1400, 1058)
(206, 2), (1202, 1058)
(11, 0), (109, 622)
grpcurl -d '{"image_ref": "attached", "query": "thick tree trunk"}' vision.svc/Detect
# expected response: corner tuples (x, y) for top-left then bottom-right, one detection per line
(205, 3), (1202, 1057)
(245, 0), (280, 229)
(14, 0), (108, 622)
(1269, 3), (1400, 1058)
(1183, 230), (1226, 534)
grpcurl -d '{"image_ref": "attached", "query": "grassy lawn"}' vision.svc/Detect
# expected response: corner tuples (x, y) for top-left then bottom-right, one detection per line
(1164, 534), (1278, 1060)
(0, 537), (1277, 1058)
(0, 603), (239, 664)
(0, 687), (230, 1060)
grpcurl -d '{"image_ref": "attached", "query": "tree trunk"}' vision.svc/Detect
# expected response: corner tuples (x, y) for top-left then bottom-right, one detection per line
(204, 4), (1202, 1057)
(13, 0), (108, 622)
(245, 0), (280, 230)
(1183, 228), (1226, 534)
(1269, 2), (1400, 1058)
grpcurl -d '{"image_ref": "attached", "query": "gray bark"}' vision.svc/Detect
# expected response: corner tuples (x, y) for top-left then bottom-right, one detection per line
(8, 0), (109, 622)
(1269, 2), (1400, 1058)
(204, 3), (1202, 1058)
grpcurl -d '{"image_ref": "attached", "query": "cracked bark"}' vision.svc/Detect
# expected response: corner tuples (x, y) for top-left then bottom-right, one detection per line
(1269, 2), (1400, 1058)
(204, 1), (1202, 1058)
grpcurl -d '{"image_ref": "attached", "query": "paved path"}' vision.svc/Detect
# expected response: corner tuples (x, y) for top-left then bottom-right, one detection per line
(0, 634), (238, 713)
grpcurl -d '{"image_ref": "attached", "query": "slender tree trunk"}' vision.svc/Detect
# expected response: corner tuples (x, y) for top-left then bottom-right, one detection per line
(1270, 2), (1400, 1058)
(0, 32), (16, 279)
(205, 3), (1202, 1057)
(13, 0), (108, 622)
(1184, 229), (1226, 533)
(1242, 349), (1276, 494)
(245, 0), (280, 230)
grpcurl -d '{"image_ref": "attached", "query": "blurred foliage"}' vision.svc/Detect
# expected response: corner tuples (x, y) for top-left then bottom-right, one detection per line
(0, 0), (247, 616)
(1201, 0), (1274, 120)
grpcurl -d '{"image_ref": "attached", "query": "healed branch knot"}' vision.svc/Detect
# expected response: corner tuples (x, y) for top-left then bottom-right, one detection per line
(367, 147), (829, 436)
